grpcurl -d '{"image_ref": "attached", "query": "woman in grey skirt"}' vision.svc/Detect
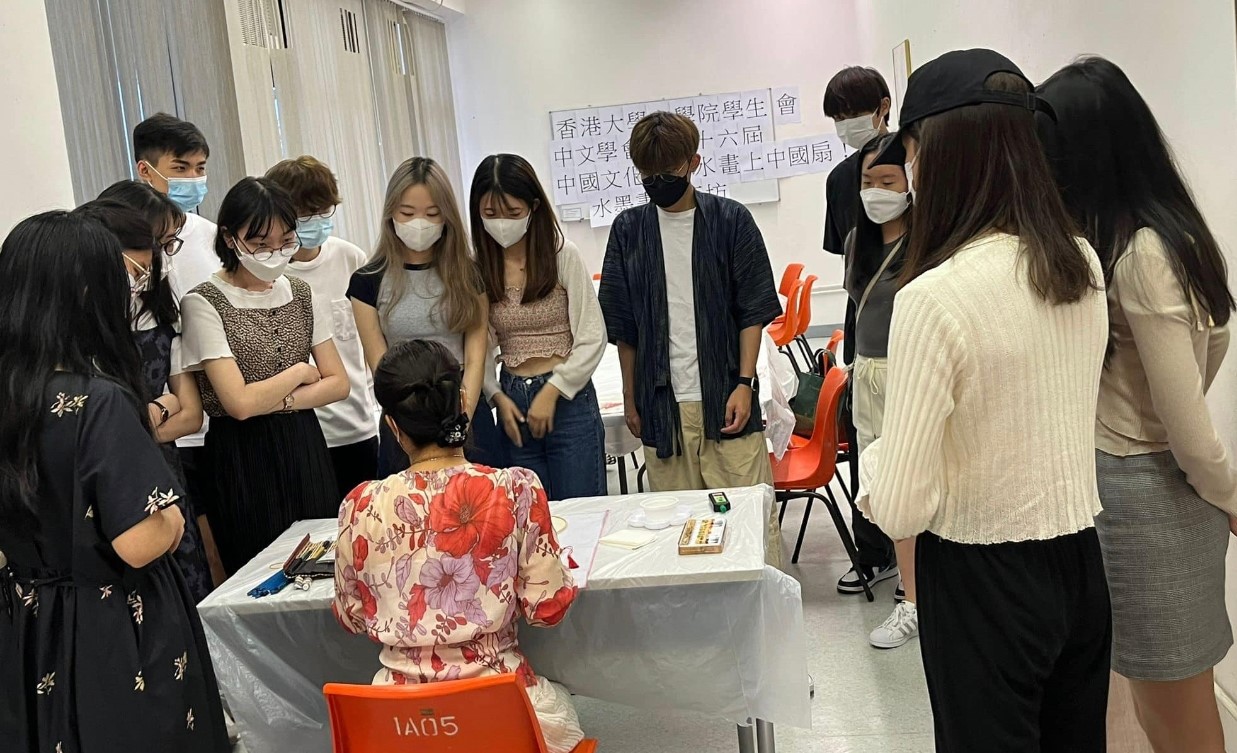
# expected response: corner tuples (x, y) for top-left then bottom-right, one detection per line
(1040, 57), (1237, 752)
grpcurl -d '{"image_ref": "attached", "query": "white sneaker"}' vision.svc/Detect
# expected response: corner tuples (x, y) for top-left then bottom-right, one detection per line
(869, 601), (919, 649)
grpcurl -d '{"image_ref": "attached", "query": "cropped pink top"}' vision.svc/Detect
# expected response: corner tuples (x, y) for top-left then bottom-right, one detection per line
(490, 286), (574, 368)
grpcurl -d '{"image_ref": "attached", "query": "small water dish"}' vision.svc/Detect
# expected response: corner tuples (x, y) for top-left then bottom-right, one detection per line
(628, 498), (692, 530)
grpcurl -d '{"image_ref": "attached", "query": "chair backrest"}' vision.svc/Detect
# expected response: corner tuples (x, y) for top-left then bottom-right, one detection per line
(770, 278), (804, 347)
(798, 366), (848, 487)
(826, 329), (844, 359)
(778, 262), (804, 298)
(794, 275), (818, 338)
(324, 675), (549, 753)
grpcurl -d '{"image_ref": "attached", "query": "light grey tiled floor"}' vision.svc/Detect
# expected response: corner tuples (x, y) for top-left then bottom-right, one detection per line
(591, 457), (935, 753)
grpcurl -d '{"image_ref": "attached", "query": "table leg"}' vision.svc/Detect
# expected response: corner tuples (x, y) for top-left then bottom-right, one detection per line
(617, 456), (629, 494)
(756, 719), (776, 753)
(737, 724), (756, 753)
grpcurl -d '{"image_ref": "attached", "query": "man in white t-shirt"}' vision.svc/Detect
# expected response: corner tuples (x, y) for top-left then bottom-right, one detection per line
(598, 112), (784, 567)
(133, 113), (223, 581)
(267, 156), (378, 497)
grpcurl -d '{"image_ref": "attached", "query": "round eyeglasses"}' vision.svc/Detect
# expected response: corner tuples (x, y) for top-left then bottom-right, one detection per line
(236, 236), (301, 262)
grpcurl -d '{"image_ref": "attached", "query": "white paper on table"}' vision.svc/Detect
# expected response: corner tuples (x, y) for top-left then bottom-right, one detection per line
(556, 510), (608, 589)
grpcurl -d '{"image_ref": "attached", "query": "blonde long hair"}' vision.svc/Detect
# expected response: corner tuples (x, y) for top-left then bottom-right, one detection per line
(374, 157), (483, 333)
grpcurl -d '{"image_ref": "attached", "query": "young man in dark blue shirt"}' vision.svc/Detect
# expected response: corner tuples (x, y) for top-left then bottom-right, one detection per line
(599, 112), (784, 567)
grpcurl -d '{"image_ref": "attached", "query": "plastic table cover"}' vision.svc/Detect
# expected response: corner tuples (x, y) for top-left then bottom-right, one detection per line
(198, 485), (810, 753)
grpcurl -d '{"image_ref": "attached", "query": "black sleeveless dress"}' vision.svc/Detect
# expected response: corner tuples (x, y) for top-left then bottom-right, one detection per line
(132, 323), (213, 602)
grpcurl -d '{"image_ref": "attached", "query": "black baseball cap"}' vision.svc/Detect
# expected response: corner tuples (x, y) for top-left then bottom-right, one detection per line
(897, 48), (1055, 128)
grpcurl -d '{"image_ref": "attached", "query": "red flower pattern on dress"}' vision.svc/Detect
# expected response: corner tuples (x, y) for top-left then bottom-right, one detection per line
(334, 465), (574, 689)
(532, 585), (576, 626)
(430, 474), (516, 559)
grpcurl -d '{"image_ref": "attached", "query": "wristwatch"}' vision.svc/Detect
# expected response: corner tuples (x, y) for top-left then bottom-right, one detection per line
(151, 400), (170, 426)
(737, 376), (755, 389)
(283, 393), (295, 412)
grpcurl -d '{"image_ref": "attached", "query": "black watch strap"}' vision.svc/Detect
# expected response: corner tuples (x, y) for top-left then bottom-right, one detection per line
(737, 376), (754, 388)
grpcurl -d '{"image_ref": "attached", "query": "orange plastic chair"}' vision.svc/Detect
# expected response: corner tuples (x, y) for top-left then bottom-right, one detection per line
(324, 675), (599, 753)
(771, 368), (871, 597)
(790, 275), (819, 367)
(767, 278), (803, 348)
(778, 262), (804, 298)
(826, 329), (844, 361)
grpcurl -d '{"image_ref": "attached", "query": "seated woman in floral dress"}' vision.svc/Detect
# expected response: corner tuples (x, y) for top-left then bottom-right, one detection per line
(333, 338), (583, 753)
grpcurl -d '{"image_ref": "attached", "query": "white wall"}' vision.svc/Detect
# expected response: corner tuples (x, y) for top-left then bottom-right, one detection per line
(0, 2), (74, 235)
(853, 0), (1237, 728)
(447, 0), (862, 326)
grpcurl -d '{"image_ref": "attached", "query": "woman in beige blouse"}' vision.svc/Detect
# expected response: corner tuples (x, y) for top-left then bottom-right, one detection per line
(1040, 57), (1237, 752)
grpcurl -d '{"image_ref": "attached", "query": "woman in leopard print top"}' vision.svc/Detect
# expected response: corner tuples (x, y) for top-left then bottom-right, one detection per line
(180, 178), (350, 573)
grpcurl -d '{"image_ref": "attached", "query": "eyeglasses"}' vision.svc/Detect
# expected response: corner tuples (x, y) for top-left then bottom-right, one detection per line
(300, 206), (337, 221)
(640, 170), (690, 188)
(161, 236), (184, 257)
(235, 236), (301, 261)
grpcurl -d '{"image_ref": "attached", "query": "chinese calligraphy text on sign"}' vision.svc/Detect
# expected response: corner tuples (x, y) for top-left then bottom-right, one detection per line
(548, 87), (845, 228)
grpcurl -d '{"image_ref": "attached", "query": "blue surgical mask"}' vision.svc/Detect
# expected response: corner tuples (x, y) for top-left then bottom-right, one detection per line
(145, 162), (208, 212)
(296, 215), (335, 249)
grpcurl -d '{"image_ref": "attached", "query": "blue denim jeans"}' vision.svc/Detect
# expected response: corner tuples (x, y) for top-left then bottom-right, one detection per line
(498, 371), (606, 501)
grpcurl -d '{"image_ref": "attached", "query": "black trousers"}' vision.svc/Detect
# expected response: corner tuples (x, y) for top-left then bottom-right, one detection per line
(329, 436), (380, 500)
(918, 529), (1111, 753)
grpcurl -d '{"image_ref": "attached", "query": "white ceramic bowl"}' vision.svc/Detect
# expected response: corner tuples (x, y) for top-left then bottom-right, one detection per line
(639, 496), (680, 528)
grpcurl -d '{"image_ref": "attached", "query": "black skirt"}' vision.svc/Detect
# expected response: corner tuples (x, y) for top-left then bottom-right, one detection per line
(205, 410), (339, 573)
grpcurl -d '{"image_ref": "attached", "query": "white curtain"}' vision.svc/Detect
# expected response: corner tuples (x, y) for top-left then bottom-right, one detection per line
(362, 0), (423, 176)
(277, 0), (387, 248)
(407, 10), (465, 200)
(44, 0), (246, 216)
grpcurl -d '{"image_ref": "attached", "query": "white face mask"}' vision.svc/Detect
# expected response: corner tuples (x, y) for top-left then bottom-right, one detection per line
(482, 215), (531, 249)
(395, 218), (444, 252)
(860, 188), (910, 224)
(238, 253), (291, 283)
(904, 157), (918, 204)
(835, 113), (881, 150)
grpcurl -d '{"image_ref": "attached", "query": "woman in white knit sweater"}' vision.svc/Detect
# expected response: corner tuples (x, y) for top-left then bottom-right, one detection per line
(860, 50), (1111, 752)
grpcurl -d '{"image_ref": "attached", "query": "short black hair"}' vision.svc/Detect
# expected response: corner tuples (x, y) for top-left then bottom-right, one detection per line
(214, 177), (298, 273)
(823, 67), (892, 124)
(132, 113), (211, 164)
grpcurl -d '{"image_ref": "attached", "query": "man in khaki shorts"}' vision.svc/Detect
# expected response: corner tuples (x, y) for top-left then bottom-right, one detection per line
(598, 112), (785, 568)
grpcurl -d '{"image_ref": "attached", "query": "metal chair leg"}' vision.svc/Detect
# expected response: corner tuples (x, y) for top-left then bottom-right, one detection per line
(833, 466), (853, 505)
(812, 488), (874, 601)
(791, 494), (813, 564)
(777, 497), (788, 526)
(636, 461), (647, 492)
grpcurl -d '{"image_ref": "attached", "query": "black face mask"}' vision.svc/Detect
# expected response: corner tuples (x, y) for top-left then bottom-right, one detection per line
(641, 171), (691, 208)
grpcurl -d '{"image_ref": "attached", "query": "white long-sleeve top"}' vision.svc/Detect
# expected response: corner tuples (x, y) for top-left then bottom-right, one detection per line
(859, 233), (1108, 544)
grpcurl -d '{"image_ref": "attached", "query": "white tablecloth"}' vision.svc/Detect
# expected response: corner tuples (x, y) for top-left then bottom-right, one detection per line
(592, 339), (797, 459)
(198, 485), (810, 753)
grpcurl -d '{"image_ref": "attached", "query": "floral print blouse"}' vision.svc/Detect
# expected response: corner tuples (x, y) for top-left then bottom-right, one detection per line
(334, 464), (577, 686)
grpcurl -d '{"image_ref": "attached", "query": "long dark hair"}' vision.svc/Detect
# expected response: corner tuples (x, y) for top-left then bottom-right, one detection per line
(374, 339), (468, 451)
(851, 133), (912, 285)
(1037, 57), (1234, 325)
(899, 72), (1097, 303)
(97, 180), (183, 329)
(0, 212), (148, 523)
(215, 177), (299, 273)
(469, 154), (563, 304)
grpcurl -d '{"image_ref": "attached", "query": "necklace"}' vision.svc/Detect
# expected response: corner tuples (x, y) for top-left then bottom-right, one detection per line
(406, 451), (465, 470)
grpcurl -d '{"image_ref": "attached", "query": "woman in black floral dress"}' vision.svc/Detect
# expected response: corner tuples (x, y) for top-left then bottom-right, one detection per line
(0, 211), (228, 752)
(78, 185), (219, 601)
